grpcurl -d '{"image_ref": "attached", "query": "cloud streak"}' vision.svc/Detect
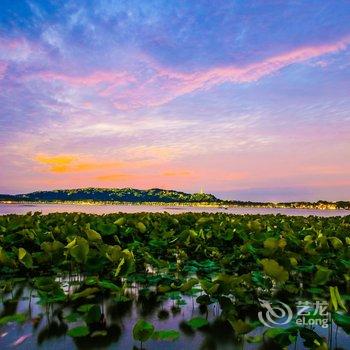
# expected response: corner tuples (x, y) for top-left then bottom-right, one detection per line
(111, 36), (350, 109)
(12, 35), (349, 110)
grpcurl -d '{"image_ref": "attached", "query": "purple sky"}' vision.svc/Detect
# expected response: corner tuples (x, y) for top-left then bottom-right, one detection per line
(0, 1), (350, 201)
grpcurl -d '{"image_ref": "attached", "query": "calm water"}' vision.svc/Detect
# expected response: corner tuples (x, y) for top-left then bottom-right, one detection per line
(0, 203), (348, 216)
(0, 279), (230, 350)
(0, 278), (348, 350)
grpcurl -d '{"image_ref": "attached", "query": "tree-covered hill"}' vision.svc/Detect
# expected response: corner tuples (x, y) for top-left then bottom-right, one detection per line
(0, 188), (218, 203)
(0, 188), (349, 209)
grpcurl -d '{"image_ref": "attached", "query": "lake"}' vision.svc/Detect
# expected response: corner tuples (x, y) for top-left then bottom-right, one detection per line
(1, 277), (349, 350)
(0, 203), (348, 216)
(1, 208), (349, 349)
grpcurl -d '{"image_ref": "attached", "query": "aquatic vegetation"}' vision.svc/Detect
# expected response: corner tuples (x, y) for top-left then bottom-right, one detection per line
(0, 212), (350, 348)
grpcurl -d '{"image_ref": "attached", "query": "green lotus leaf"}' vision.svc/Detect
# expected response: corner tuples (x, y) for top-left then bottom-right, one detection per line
(69, 237), (89, 264)
(41, 240), (64, 253)
(96, 222), (116, 236)
(132, 319), (154, 342)
(186, 317), (209, 329)
(179, 278), (198, 292)
(114, 217), (126, 226)
(136, 222), (147, 233)
(261, 258), (289, 283)
(0, 313), (26, 325)
(85, 304), (101, 324)
(330, 237), (343, 249)
(18, 247), (33, 268)
(264, 237), (278, 250)
(312, 266), (332, 286)
(0, 247), (11, 265)
(85, 227), (102, 241)
(99, 280), (120, 291)
(200, 279), (220, 295)
(77, 304), (95, 313)
(64, 312), (80, 322)
(67, 325), (90, 337)
(152, 329), (180, 341)
(72, 287), (99, 300)
(105, 245), (122, 263)
(65, 237), (77, 249)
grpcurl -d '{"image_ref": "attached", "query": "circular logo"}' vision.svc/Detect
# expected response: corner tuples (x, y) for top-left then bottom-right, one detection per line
(258, 299), (293, 328)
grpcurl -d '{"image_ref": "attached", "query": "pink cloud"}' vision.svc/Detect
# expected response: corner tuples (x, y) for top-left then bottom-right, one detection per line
(12, 35), (350, 110)
(111, 36), (350, 109)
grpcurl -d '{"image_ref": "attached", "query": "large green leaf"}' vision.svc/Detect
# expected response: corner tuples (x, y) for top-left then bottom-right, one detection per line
(0, 247), (11, 265)
(261, 259), (289, 283)
(312, 266), (332, 286)
(152, 329), (180, 341)
(136, 222), (147, 233)
(85, 305), (101, 324)
(132, 320), (154, 342)
(41, 240), (64, 254)
(186, 317), (209, 329)
(105, 245), (122, 263)
(67, 325), (90, 337)
(0, 313), (26, 325)
(69, 237), (89, 264)
(85, 227), (102, 242)
(18, 247), (33, 268)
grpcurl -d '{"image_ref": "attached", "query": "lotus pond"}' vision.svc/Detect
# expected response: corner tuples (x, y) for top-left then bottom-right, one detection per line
(1, 212), (350, 349)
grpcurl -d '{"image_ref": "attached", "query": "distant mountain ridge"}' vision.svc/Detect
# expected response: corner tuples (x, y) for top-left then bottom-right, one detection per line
(0, 188), (349, 210)
(0, 188), (218, 203)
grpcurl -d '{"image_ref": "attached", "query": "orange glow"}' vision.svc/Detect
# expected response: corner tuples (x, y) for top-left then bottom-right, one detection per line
(35, 154), (125, 173)
(35, 154), (76, 173)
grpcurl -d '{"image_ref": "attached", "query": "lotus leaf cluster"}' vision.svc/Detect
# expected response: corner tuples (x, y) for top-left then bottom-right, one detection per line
(0, 212), (349, 349)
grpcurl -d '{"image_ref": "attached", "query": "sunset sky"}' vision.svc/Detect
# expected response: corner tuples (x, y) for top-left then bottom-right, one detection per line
(1, 1), (350, 201)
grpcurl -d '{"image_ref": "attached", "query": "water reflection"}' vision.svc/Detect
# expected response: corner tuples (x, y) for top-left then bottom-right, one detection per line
(0, 277), (349, 349)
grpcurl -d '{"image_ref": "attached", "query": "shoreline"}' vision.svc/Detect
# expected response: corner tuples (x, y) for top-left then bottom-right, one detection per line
(0, 200), (348, 211)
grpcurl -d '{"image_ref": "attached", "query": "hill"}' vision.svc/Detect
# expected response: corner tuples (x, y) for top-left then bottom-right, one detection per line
(0, 188), (218, 203)
(0, 188), (349, 210)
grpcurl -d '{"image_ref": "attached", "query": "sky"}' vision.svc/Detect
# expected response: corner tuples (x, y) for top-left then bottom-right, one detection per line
(0, 0), (350, 201)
